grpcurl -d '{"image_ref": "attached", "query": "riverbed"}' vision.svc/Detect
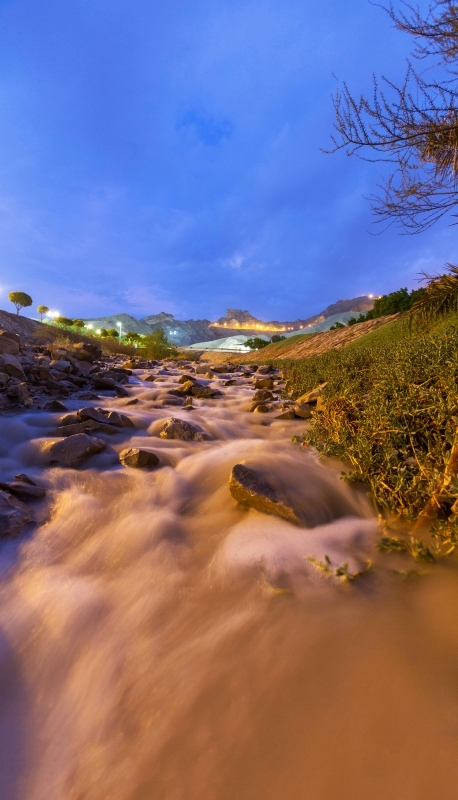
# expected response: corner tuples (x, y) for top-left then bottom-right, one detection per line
(0, 360), (457, 800)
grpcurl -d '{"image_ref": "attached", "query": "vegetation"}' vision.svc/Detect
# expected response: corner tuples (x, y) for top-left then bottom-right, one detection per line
(124, 331), (142, 344)
(37, 304), (49, 321)
(328, 0), (458, 232)
(9, 291), (32, 315)
(245, 337), (270, 350)
(73, 319), (85, 330)
(105, 328), (119, 338)
(54, 316), (74, 327)
(140, 328), (178, 359)
(280, 316), (458, 557)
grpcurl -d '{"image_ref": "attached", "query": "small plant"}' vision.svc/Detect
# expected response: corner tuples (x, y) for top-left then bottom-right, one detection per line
(9, 291), (32, 315)
(37, 304), (49, 321)
(307, 554), (373, 582)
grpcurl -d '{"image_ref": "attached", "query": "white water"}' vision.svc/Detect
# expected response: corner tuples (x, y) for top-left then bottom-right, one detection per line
(0, 364), (458, 800)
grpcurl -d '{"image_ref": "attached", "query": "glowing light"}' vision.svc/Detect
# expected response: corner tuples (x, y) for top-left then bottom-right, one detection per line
(86, 323), (93, 330)
(369, 294), (374, 298)
(96, 329), (101, 335)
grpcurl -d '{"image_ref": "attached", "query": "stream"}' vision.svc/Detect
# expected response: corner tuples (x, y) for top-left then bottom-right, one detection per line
(0, 360), (458, 800)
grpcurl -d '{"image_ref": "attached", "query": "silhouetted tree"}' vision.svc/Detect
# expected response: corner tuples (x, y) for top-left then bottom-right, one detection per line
(37, 304), (49, 321)
(328, 1), (458, 232)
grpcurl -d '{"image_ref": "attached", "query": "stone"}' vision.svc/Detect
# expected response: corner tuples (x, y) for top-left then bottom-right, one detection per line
(104, 410), (135, 428)
(114, 384), (129, 398)
(142, 375), (156, 382)
(254, 378), (274, 390)
(253, 404), (270, 413)
(0, 490), (32, 538)
(293, 404), (314, 419)
(195, 365), (210, 374)
(253, 389), (274, 401)
(77, 407), (109, 424)
(45, 399), (68, 412)
(119, 448), (160, 468)
(0, 331), (20, 356)
(276, 409), (297, 420)
(191, 385), (222, 398)
(59, 413), (80, 426)
(176, 380), (195, 395)
(178, 374), (196, 384)
(48, 434), (106, 467)
(76, 392), (99, 401)
(55, 422), (119, 437)
(0, 479), (46, 500)
(75, 360), (93, 376)
(0, 354), (26, 381)
(50, 360), (72, 373)
(17, 382), (33, 408)
(229, 464), (300, 524)
(159, 417), (211, 441)
(296, 382), (327, 405)
(91, 376), (115, 389)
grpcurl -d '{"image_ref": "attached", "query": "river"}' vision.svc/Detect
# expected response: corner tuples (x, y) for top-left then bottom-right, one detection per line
(0, 360), (457, 799)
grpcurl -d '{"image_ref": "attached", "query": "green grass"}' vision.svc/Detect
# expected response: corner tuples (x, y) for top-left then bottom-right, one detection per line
(274, 315), (458, 557)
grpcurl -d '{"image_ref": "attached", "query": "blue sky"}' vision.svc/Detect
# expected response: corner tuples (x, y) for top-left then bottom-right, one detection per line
(0, 0), (454, 321)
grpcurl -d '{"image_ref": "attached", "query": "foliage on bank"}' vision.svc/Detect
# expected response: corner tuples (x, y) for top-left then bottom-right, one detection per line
(278, 318), (458, 554)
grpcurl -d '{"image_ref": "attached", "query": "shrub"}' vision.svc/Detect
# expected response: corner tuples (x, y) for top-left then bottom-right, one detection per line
(54, 316), (74, 327)
(106, 328), (119, 338)
(73, 319), (85, 329)
(140, 329), (178, 359)
(271, 334), (287, 343)
(245, 337), (270, 350)
(9, 291), (32, 315)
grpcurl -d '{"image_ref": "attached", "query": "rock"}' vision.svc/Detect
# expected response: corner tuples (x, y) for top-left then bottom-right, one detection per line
(191, 385), (222, 398)
(0, 331), (20, 356)
(119, 448), (160, 468)
(178, 374), (196, 384)
(256, 365), (272, 374)
(77, 407), (109, 424)
(253, 404), (270, 413)
(159, 417), (211, 441)
(254, 378), (274, 390)
(195, 365), (210, 374)
(316, 396), (326, 412)
(229, 464), (300, 524)
(17, 382), (33, 408)
(276, 409), (297, 420)
(55, 421), (119, 437)
(122, 360), (136, 369)
(91, 376), (115, 389)
(114, 384), (129, 398)
(176, 380), (195, 395)
(75, 360), (93, 376)
(184, 396), (193, 407)
(104, 410), (135, 428)
(50, 360), (72, 373)
(0, 490), (32, 538)
(0, 479), (46, 499)
(293, 404), (314, 419)
(142, 375), (156, 382)
(0, 354), (26, 381)
(45, 399), (69, 411)
(59, 413), (80, 426)
(296, 382), (327, 405)
(77, 392), (99, 401)
(253, 389), (274, 401)
(48, 434), (106, 467)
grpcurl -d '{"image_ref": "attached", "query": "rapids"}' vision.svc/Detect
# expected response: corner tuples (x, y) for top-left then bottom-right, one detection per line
(0, 362), (457, 800)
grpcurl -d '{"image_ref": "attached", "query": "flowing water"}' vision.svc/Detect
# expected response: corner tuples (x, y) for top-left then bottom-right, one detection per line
(0, 363), (458, 800)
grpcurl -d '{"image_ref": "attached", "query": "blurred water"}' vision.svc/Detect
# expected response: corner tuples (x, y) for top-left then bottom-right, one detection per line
(0, 364), (457, 799)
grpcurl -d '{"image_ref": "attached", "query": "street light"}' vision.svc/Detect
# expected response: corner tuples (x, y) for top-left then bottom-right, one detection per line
(86, 323), (93, 330)
(116, 321), (122, 338)
(96, 328), (101, 335)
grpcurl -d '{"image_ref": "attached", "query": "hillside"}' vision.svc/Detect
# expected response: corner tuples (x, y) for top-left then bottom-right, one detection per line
(238, 314), (397, 361)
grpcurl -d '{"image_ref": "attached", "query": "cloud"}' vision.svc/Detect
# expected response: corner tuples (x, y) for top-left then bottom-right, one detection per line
(177, 109), (233, 146)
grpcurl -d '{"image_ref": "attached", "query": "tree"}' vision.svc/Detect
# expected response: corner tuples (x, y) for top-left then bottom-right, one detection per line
(141, 329), (178, 359)
(410, 263), (458, 324)
(72, 319), (85, 329)
(106, 328), (119, 338)
(9, 291), (32, 315)
(54, 316), (74, 327)
(99, 328), (108, 337)
(124, 331), (142, 344)
(37, 304), (49, 321)
(245, 337), (270, 350)
(328, 1), (458, 233)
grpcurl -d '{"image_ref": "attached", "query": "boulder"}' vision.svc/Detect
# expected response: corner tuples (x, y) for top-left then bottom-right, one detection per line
(104, 410), (135, 428)
(0, 491), (32, 538)
(178, 374), (196, 384)
(119, 448), (160, 468)
(159, 418), (211, 441)
(229, 464), (300, 524)
(276, 409), (296, 420)
(0, 478), (46, 500)
(191, 385), (222, 398)
(44, 399), (68, 412)
(0, 354), (26, 381)
(296, 382), (327, 405)
(48, 434), (106, 467)
(142, 375), (156, 382)
(0, 331), (20, 356)
(254, 378), (274, 390)
(293, 404), (314, 419)
(253, 389), (274, 401)
(50, 360), (72, 373)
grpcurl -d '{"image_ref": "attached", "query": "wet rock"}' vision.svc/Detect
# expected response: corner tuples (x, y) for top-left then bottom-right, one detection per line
(229, 464), (300, 524)
(176, 380), (195, 395)
(77, 407), (109, 424)
(253, 389), (274, 401)
(191, 385), (222, 398)
(50, 359), (72, 373)
(0, 479), (46, 500)
(254, 378), (274, 390)
(142, 375), (156, 382)
(0, 490), (32, 538)
(44, 399), (69, 411)
(159, 417), (211, 441)
(48, 433), (106, 467)
(114, 384), (129, 398)
(178, 374), (196, 384)
(55, 421), (119, 437)
(256, 365), (272, 374)
(77, 392), (99, 401)
(91, 375), (116, 389)
(195, 365), (210, 374)
(0, 331), (20, 356)
(104, 410), (135, 428)
(276, 409), (297, 420)
(293, 404), (314, 419)
(296, 382), (327, 405)
(119, 448), (160, 468)
(0, 354), (26, 381)
(254, 404), (273, 413)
